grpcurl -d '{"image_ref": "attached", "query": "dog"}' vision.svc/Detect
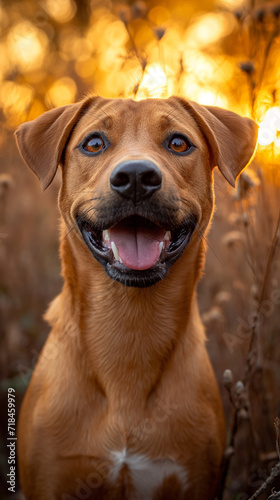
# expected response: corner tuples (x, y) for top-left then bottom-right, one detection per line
(15, 96), (258, 500)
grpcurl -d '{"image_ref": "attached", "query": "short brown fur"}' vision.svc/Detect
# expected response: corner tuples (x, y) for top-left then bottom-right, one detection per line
(15, 96), (258, 500)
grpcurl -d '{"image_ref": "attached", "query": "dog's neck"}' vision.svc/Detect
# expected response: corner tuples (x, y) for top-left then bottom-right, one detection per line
(51, 228), (206, 407)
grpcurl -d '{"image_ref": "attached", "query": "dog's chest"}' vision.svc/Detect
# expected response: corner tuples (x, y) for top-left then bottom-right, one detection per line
(109, 448), (188, 499)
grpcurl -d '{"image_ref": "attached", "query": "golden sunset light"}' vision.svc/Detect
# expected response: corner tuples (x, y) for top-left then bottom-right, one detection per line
(0, 2), (280, 500)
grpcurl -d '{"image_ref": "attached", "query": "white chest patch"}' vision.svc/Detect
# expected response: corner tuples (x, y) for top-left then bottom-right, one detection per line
(109, 448), (188, 499)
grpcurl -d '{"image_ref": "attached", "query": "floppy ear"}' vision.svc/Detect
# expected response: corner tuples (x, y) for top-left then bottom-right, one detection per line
(15, 96), (95, 190)
(177, 98), (258, 187)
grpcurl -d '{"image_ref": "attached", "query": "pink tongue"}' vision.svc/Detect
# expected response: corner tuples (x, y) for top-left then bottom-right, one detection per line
(109, 219), (166, 270)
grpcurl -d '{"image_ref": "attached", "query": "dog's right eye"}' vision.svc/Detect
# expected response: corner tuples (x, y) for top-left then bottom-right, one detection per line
(83, 136), (105, 154)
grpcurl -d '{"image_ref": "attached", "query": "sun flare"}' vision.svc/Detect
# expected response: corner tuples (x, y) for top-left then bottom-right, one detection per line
(258, 107), (280, 147)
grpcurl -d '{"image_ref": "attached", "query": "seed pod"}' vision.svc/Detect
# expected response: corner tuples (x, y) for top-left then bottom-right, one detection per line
(234, 10), (243, 22)
(239, 61), (255, 75)
(224, 446), (235, 459)
(235, 380), (245, 396)
(272, 4), (280, 18)
(153, 27), (166, 41)
(223, 369), (233, 390)
(238, 408), (249, 420)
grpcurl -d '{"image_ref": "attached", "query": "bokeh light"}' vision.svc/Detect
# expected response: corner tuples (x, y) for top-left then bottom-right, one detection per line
(0, 81), (33, 128)
(7, 21), (49, 72)
(1, 5), (280, 500)
(46, 77), (77, 107)
(136, 63), (168, 99)
(0, 0), (279, 164)
(185, 12), (235, 49)
(258, 107), (280, 146)
(42, 0), (77, 23)
(217, 0), (246, 9)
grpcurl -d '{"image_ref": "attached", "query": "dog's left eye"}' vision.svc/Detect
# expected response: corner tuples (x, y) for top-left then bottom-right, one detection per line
(168, 136), (190, 153)
(83, 136), (105, 153)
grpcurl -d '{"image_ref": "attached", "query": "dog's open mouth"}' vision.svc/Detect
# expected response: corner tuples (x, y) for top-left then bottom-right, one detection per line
(78, 215), (196, 287)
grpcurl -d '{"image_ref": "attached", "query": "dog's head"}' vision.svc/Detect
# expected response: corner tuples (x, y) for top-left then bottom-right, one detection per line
(15, 96), (258, 287)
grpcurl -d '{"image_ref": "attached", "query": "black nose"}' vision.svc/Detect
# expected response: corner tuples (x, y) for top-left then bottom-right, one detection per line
(110, 160), (162, 203)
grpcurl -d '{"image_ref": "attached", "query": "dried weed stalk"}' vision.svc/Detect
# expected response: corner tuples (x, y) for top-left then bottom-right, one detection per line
(220, 2), (280, 499)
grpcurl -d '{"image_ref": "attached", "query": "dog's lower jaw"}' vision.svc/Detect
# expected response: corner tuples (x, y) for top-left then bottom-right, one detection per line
(105, 261), (168, 287)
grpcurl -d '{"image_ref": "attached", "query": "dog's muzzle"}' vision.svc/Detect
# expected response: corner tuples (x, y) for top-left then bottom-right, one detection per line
(77, 160), (197, 287)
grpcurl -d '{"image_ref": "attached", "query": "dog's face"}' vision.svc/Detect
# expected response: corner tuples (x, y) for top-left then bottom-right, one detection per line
(61, 98), (213, 287)
(15, 96), (258, 287)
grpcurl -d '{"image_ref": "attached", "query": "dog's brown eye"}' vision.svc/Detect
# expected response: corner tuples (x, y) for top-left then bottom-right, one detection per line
(84, 136), (104, 153)
(169, 137), (189, 153)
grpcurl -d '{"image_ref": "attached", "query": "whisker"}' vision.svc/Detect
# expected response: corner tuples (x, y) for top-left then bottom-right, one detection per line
(165, 106), (185, 121)
(83, 105), (111, 123)
(82, 206), (98, 218)
(61, 219), (81, 242)
(61, 197), (100, 242)
(179, 196), (195, 209)
(75, 196), (101, 208)
(171, 196), (197, 215)
(196, 227), (223, 266)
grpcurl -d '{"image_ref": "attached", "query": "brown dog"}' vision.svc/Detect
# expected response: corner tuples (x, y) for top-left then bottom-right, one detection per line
(15, 96), (258, 500)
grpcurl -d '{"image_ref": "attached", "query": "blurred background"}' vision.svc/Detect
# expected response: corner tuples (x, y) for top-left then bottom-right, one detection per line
(0, 0), (280, 498)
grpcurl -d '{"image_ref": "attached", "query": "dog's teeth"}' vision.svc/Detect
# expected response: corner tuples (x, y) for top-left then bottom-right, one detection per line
(111, 241), (122, 263)
(111, 241), (119, 259)
(103, 230), (110, 243)
(164, 231), (171, 241)
(159, 241), (164, 254)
